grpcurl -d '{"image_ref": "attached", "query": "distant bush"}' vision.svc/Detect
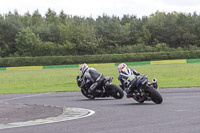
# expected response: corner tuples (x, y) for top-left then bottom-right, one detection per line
(1, 50), (200, 67)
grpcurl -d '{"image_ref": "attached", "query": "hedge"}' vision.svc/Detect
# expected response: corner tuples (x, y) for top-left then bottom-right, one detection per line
(0, 50), (200, 67)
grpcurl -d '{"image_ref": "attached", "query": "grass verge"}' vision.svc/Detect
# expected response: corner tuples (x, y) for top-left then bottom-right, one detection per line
(0, 63), (200, 94)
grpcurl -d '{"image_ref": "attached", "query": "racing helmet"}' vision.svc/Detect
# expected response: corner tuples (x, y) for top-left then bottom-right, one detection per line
(118, 63), (127, 73)
(79, 63), (88, 74)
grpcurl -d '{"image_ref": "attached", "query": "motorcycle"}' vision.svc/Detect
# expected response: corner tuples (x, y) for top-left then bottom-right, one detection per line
(124, 75), (163, 104)
(76, 76), (124, 99)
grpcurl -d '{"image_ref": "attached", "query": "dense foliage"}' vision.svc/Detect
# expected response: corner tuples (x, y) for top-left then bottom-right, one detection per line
(1, 50), (200, 67)
(1, 9), (200, 58)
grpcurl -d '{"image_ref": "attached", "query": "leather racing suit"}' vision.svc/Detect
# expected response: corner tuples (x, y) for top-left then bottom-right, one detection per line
(118, 68), (140, 96)
(80, 68), (105, 95)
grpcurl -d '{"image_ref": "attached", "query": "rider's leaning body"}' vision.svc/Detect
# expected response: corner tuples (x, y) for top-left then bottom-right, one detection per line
(79, 63), (105, 94)
(118, 63), (140, 97)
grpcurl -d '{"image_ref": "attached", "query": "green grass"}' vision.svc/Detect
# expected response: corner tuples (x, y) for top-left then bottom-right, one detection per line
(0, 63), (200, 94)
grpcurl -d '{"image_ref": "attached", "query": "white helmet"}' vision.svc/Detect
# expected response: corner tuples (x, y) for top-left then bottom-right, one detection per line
(79, 63), (88, 74)
(118, 63), (127, 73)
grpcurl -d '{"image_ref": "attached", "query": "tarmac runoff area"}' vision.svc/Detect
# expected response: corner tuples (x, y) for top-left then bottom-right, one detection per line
(1, 88), (200, 133)
(0, 103), (95, 129)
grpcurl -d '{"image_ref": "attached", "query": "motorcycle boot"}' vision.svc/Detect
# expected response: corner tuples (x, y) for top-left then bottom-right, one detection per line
(88, 82), (98, 94)
(89, 75), (104, 94)
(126, 79), (136, 98)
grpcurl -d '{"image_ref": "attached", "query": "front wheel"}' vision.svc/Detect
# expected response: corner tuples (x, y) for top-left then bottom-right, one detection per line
(145, 86), (163, 104)
(106, 84), (124, 99)
(81, 88), (95, 99)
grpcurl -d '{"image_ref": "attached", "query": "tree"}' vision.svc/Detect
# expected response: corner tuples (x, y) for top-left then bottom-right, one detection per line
(0, 39), (10, 57)
(15, 27), (42, 56)
(22, 11), (32, 27)
(128, 17), (143, 45)
(59, 10), (68, 24)
(0, 11), (23, 55)
(96, 15), (130, 47)
(76, 20), (102, 54)
(41, 9), (60, 43)
(134, 26), (151, 45)
(1, 9), (200, 57)
(175, 13), (199, 47)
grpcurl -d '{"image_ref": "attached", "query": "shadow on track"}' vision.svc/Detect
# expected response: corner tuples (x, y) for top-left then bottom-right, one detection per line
(110, 102), (156, 106)
(74, 98), (116, 101)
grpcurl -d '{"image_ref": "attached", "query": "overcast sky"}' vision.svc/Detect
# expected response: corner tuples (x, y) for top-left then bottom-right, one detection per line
(1, 0), (200, 18)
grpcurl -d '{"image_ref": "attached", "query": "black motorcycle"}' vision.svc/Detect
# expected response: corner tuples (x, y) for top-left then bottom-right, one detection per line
(125, 75), (163, 104)
(77, 76), (124, 99)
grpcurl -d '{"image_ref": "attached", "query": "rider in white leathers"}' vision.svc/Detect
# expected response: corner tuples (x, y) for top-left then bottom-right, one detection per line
(118, 63), (140, 97)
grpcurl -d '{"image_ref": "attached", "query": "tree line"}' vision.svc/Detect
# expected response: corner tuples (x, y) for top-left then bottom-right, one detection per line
(1, 9), (200, 57)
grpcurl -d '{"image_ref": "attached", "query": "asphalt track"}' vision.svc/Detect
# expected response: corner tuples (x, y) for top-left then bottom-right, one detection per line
(0, 87), (200, 133)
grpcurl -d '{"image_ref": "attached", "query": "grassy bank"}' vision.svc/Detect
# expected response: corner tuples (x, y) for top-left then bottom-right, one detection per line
(0, 63), (200, 94)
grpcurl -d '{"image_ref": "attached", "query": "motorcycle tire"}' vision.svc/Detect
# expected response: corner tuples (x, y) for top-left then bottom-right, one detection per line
(145, 86), (163, 104)
(106, 84), (124, 99)
(81, 89), (95, 99)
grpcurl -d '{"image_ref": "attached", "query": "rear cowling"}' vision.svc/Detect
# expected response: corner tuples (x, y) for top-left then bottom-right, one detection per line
(103, 76), (114, 86)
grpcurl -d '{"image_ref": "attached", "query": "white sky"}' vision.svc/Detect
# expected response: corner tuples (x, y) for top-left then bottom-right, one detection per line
(1, 0), (200, 18)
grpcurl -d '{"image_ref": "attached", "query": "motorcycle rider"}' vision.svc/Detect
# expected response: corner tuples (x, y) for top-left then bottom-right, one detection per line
(118, 63), (140, 97)
(77, 63), (105, 95)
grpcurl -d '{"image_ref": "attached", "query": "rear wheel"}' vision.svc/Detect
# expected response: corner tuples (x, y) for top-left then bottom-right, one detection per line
(145, 86), (163, 104)
(81, 88), (95, 99)
(106, 84), (124, 99)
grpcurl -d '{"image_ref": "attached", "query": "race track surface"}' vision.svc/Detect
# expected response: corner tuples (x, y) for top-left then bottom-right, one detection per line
(0, 87), (200, 133)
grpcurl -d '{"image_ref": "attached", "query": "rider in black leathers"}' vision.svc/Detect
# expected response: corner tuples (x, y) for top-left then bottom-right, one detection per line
(77, 63), (105, 95)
